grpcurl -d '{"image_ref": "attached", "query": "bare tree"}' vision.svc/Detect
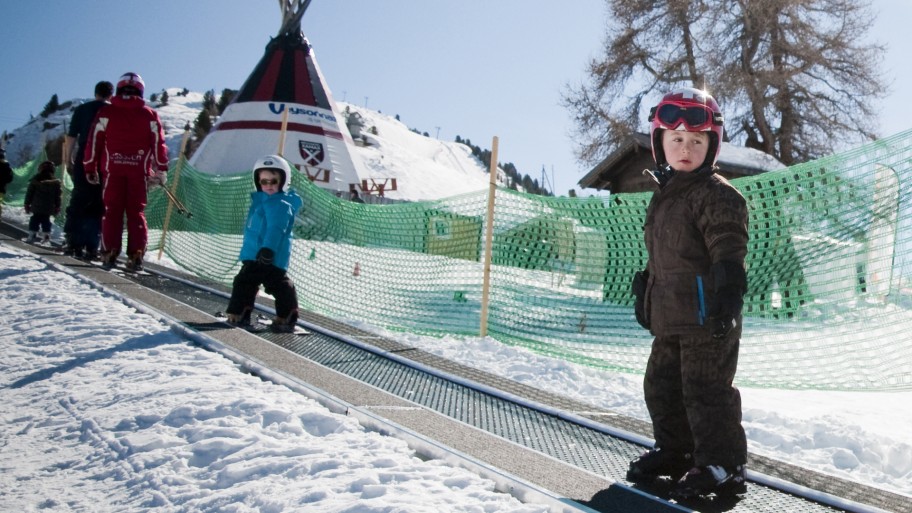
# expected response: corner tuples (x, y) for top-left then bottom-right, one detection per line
(563, 0), (887, 166)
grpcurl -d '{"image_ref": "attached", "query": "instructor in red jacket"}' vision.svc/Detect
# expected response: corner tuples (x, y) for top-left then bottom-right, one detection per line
(84, 72), (168, 272)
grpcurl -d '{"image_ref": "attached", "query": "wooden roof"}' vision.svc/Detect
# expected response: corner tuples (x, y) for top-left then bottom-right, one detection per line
(578, 133), (782, 193)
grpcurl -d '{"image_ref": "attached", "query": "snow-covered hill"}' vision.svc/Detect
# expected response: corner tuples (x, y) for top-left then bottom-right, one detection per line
(340, 102), (499, 201)
(2, 91), (501, 202)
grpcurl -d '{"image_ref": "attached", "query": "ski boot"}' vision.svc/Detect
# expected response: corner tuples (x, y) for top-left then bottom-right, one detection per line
(62, 236), (76, 256)
(225, 311), (253, 329)
(671, 464), (747, 499)
(269, 315), (296, 334)
(125, 250), (144, 272)
(101, 251), (119, 270)
(26, 231), (37, 243)
(626, 448), (693, 483)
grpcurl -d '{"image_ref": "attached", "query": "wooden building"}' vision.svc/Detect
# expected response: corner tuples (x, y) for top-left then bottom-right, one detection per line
(578, 133), (784, 193)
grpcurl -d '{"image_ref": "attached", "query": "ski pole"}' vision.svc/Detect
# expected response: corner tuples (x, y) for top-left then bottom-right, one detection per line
(161, 185), (193, 218)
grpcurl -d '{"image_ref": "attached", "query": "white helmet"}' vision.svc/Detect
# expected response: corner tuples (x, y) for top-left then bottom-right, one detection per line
(252, 154), (292, 192)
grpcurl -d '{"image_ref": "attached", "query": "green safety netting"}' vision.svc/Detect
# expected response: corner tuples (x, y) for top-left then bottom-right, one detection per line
(7, 131), (912, 391)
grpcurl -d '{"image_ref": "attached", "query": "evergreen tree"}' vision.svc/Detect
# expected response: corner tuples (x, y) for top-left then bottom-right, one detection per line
(217, 89), (237, 115)
(203, 90), (217, 116)
(193, 110), (212, 143)
(522, 174), (535, 193)
(40, 94), (60, 118)
(160, 90), (169, 106)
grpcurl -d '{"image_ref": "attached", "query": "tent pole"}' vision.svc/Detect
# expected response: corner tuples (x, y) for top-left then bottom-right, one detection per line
(158, 125), (191, 261)
(479, 136), (498, 337)
(277, 107), (290, 156)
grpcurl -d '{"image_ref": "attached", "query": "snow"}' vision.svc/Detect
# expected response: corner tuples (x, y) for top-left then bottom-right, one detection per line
(2, 242), (912, 512)
(341, 104), (498, 201)
(0, 243), (548, 512)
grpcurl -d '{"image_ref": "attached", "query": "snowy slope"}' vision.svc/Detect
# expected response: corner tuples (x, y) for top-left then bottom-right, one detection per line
(340, 102), (498, 201)
(2, 92), (498, 202)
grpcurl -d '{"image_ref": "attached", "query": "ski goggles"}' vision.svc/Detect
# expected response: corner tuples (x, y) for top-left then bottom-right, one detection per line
(649, 102), (723, 131)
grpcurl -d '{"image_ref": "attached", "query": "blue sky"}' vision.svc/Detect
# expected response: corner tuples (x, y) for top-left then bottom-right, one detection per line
(1, 1), (910, 195)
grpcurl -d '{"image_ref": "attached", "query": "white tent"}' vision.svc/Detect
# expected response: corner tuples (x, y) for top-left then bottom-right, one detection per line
(189, 0), (368, 193)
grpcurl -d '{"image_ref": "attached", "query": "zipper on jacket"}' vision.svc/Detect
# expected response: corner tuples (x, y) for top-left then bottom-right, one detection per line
(696, 275), (706, 325)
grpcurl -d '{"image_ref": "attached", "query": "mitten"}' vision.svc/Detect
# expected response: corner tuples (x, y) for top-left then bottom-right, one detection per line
(708, 261), (747, 340)
(24, 205), (31, 214)
(255, 248), (274, 266)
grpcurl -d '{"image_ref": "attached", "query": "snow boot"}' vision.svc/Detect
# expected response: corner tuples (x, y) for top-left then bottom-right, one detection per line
(671, 465), (747, 499)
(125, 250), (144, 272)
(225, 310), (253, 328)
(62, 236), (75, 256)
(269, 316), (296, 334)
(626, 448), (693, 483)
(101, 251), (118, 270)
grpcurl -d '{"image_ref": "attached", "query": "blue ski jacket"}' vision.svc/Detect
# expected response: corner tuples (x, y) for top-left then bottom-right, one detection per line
(238, 189), (303, 271)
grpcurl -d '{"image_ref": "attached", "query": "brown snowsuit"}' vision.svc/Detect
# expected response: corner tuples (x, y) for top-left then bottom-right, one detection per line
(639, 168), (749, 468)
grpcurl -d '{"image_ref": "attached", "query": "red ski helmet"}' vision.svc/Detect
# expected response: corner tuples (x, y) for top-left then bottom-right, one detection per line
(649, 87), (724, 169)
(116, 72), (145, 98)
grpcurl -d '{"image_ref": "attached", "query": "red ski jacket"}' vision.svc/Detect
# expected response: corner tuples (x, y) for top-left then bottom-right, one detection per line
(83, 95), (168, 177)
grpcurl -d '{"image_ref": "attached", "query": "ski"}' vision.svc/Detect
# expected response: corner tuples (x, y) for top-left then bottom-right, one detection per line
(92, 260), (151, 276)
(212, 312), (310, 336)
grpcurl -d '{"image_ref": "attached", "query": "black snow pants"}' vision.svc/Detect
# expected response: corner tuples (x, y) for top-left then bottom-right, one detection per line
(643, 330), (747, 468)
(64, 162), (104, 252)
(226, 261), (299, 323)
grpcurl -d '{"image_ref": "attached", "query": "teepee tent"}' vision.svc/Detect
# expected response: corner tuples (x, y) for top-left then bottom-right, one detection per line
(189, 0), (367, 193)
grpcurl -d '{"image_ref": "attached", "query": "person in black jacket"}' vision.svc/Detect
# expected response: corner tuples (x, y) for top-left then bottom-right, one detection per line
(0, 149), (13, 219)
(24, 161), (62, 244)
(626, 87), (749, 499)
(63, 80), (113, 259)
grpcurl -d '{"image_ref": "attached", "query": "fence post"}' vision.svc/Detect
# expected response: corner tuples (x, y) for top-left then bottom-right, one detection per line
(157, 125), (191, 260)
(479, 136), (498, 337)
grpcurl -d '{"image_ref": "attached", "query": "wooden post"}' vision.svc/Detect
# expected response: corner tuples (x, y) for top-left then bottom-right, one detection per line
(61, 136), (69, 178)
(277, 106), (290, 156)
(479, 136), (498, 337)
(157, 125), (191, 260)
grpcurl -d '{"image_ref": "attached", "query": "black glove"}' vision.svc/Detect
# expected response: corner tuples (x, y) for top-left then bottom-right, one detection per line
(708, 261), (747, 339)
(631, 270), (650, 330)
(255, 247), (274, 266)
(709, 286), (743, 339)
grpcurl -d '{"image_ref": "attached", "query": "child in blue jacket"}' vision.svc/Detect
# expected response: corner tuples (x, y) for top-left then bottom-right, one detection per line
(225, 155), (303, 333)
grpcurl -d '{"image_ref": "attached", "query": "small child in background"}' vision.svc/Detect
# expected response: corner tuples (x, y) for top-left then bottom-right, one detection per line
(224, 155), (303, 333)
(0, 149), (14, 218)
(24, 161), (62, 244)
